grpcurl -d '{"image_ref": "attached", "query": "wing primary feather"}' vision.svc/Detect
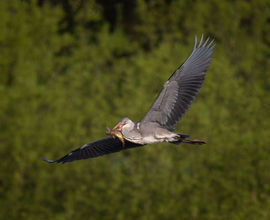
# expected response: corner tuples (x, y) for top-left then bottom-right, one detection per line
(198, 34), (204, 47)
(202, 37), (210, 47)
(194, 35), (198, 49)
(210, 43), (216, 50)
(186, 48), (208, 67)
(207, 39), (215, 48)
(189, 47), (211, 64)
(42, 157), (55, 163)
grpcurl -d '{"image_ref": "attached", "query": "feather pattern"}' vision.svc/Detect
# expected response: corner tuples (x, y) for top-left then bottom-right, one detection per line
(42, 137), (143, 163)
(141, 35), (215, 131)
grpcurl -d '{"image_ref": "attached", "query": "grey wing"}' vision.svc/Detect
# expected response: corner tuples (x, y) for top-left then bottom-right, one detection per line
(42, 136), (143, 163)
(141, 35), (215, 131)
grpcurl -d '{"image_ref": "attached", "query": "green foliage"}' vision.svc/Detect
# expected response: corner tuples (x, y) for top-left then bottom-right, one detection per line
(0, 0), (269, 219)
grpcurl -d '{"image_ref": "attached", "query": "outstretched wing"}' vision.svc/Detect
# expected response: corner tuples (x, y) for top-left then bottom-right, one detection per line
(42, 136), (143, 163)
(141, 35), (215, 131)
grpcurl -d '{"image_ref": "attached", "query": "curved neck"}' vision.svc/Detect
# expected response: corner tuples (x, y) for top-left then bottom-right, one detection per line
(122, 121), (141, 141)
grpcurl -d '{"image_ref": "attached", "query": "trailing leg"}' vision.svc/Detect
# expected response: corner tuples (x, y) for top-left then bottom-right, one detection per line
(182, 139), (206, 144)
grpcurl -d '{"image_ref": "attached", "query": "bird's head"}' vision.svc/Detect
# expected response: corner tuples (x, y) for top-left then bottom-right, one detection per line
(111, 117), (134, 132)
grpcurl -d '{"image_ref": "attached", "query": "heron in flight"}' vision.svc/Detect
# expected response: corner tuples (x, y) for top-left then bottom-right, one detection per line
(43, 35), (215, 163)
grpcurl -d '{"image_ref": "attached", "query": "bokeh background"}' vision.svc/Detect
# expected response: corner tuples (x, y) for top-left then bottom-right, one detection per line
(1, 0), (270, 219)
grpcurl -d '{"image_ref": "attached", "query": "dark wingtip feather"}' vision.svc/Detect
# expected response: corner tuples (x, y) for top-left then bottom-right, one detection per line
(194, 34), (215, 49)
(207, 38), (215, 48)
(42, 156), (56, 163)
(210, 43), (216, 50)
(202, 37), (210, 47)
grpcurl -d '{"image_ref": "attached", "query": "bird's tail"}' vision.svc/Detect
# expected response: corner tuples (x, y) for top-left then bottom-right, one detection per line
(170, 134), (205, 145)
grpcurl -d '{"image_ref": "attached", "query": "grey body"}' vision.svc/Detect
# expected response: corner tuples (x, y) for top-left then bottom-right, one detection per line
(120, 35), (215, 145)
(42, 35), (214, 163)
(121, 120), (178, 145)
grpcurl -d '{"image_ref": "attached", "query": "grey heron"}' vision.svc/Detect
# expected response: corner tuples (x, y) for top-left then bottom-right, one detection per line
(42, 35), (215, 163)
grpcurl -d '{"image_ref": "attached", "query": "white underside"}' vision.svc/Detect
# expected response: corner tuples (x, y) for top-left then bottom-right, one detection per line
(125, 133), (179, 145)
(120, 120), (179, 145)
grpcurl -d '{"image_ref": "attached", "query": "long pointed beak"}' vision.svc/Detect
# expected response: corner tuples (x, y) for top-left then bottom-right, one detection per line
(112, 121), (125, 131)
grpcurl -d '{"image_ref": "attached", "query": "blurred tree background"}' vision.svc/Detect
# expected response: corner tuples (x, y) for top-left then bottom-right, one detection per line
(0, 0), (270, 219)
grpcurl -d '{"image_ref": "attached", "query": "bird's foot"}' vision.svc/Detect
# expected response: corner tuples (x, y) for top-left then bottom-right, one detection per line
(183, 139), (206, 144)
